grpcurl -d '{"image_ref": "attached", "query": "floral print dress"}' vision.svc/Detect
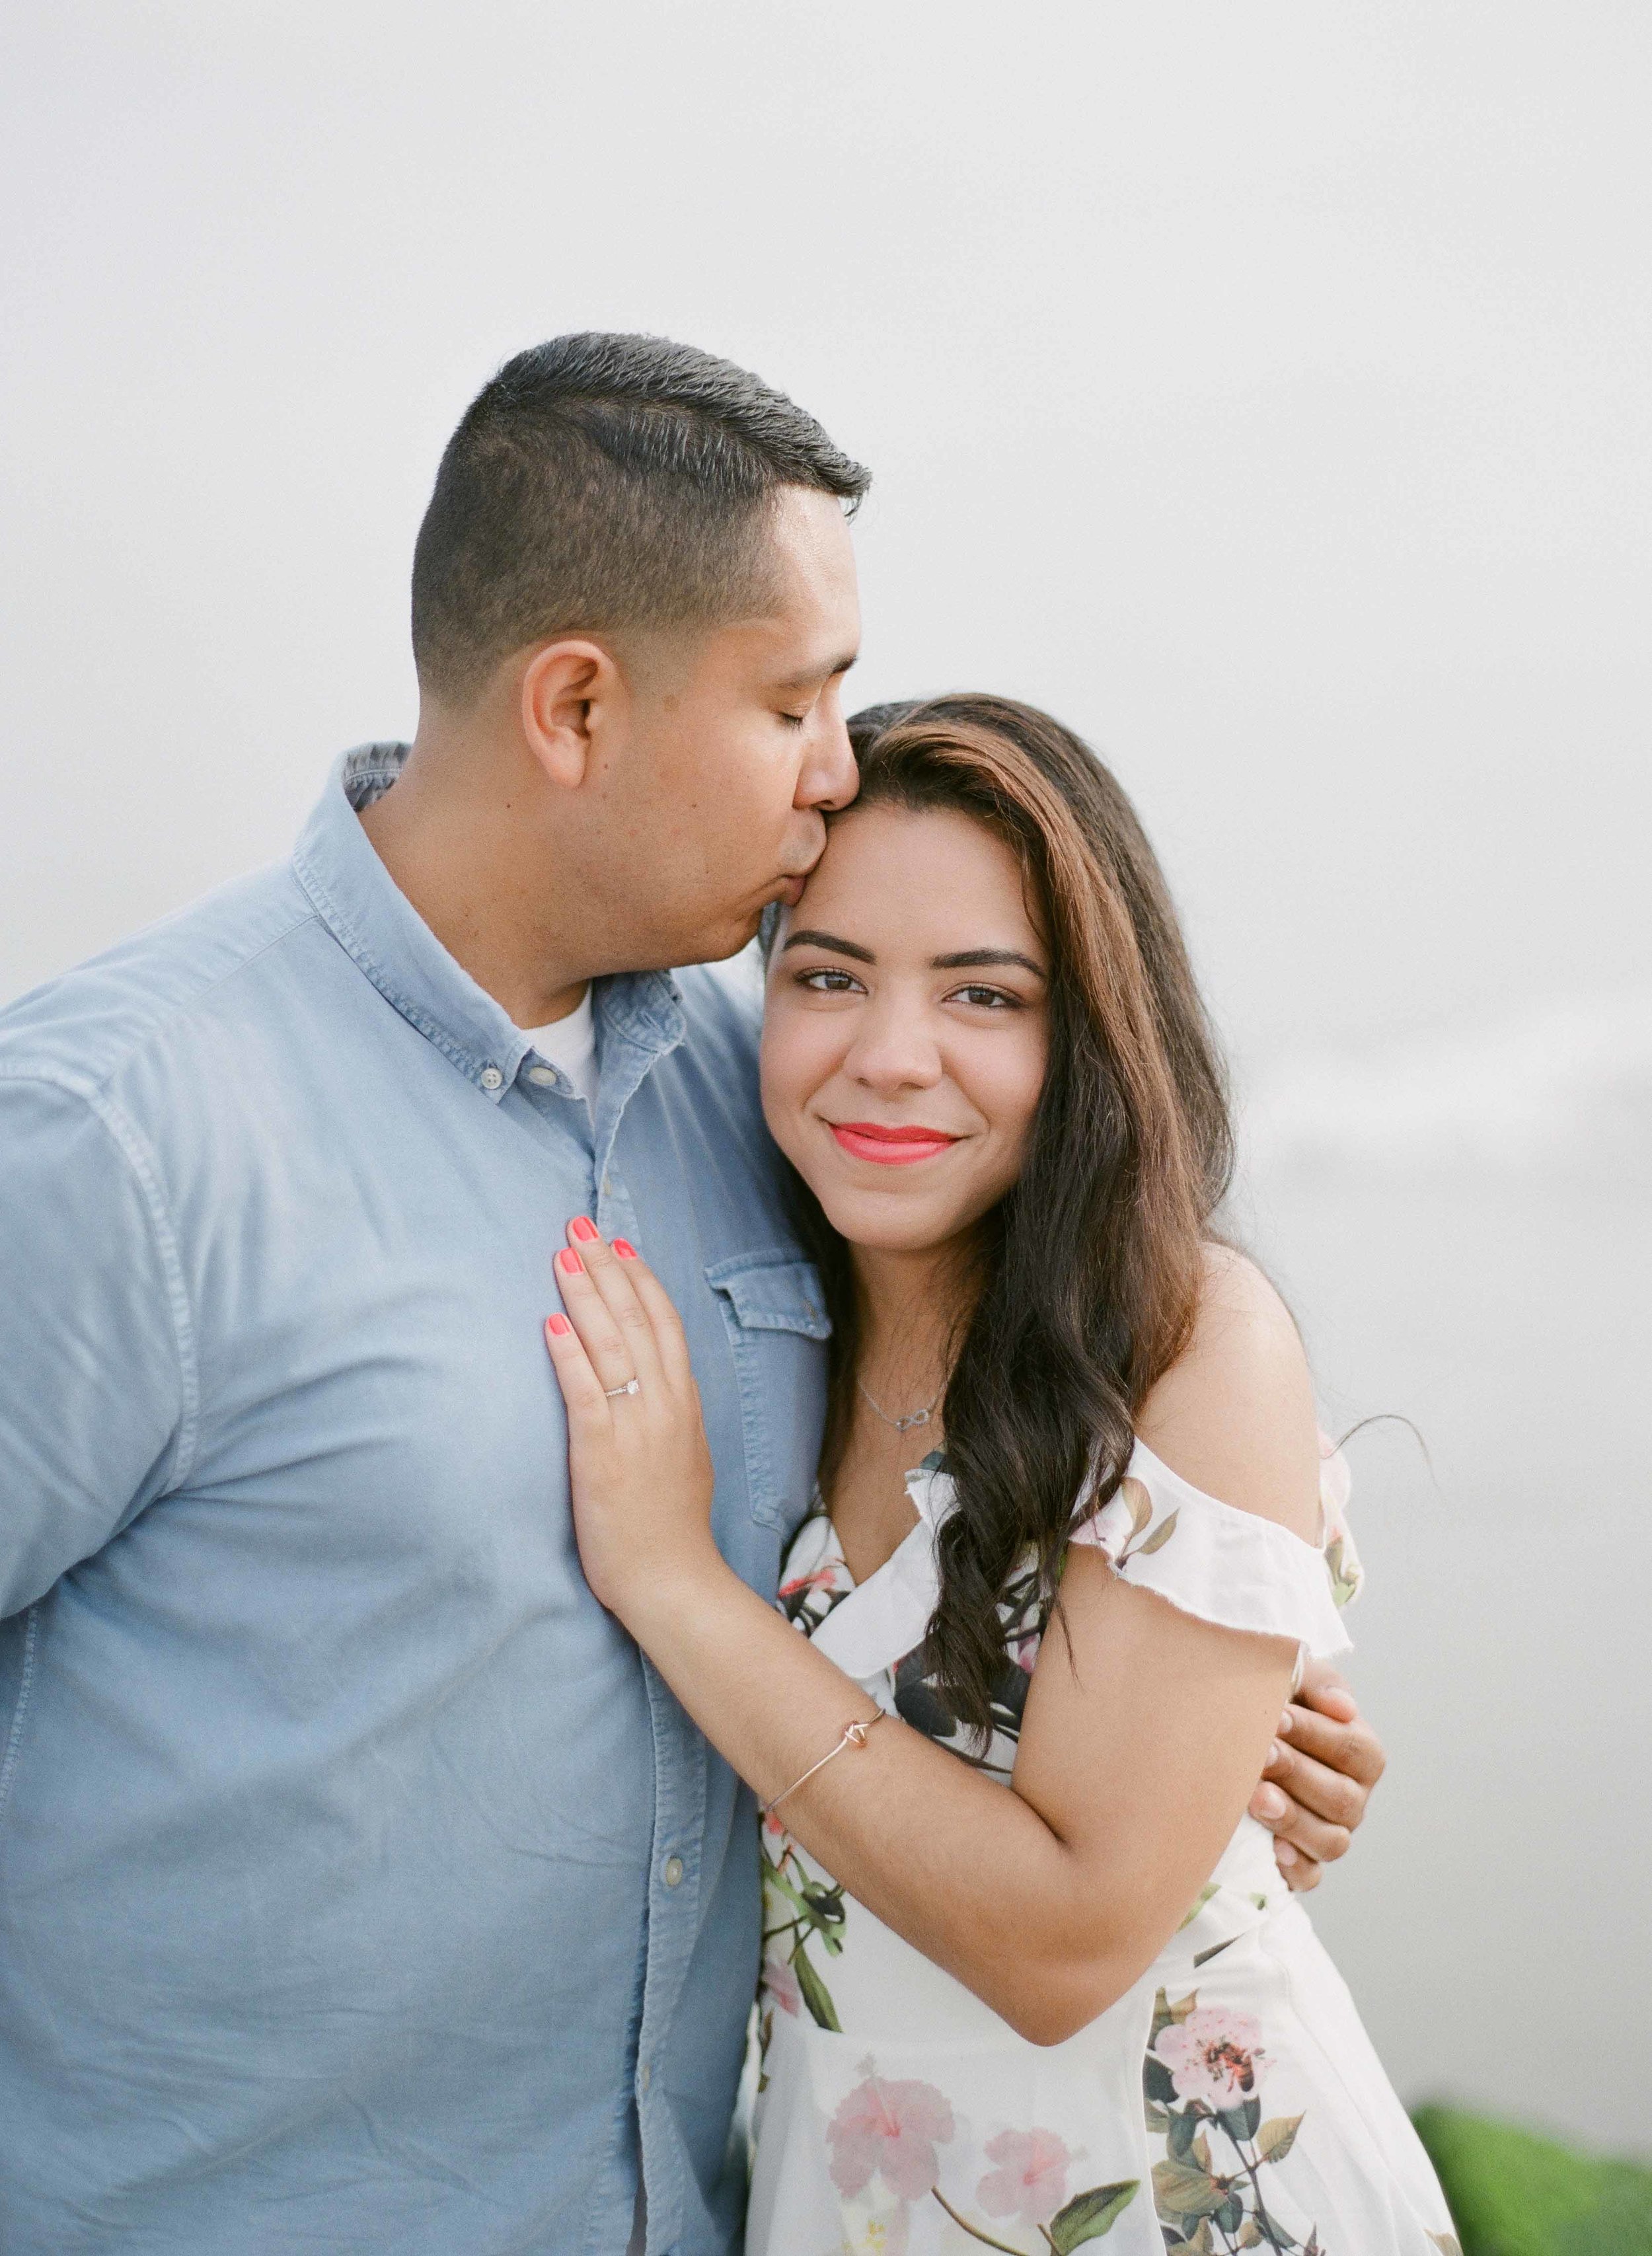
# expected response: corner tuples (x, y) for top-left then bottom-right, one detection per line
(748, 1440), (1458, 2256)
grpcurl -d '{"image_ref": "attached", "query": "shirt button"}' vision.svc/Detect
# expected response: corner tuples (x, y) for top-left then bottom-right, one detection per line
(527, 1065), (556, 1087)
(479, 1067), (504, 1091)
(662, 1855), (685, 1889)
(638, 2061), (652, 2093)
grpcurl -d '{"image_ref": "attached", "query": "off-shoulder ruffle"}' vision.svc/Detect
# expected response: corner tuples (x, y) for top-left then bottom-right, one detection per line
(1067, 1437), (1353, 1660)
(809, 1439), (1355, 1684)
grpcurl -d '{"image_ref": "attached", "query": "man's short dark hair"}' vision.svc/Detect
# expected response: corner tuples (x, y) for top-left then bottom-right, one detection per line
(410, 333), (870, 702)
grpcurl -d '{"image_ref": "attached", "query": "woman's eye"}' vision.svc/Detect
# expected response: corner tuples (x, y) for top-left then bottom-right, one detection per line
(797, 967), (862, 995)
(778, 710), (809, 730)
(950, 983), (1020, 1009)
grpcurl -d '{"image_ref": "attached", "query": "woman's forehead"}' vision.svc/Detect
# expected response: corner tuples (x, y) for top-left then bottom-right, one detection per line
(794, 802), (1043, 951)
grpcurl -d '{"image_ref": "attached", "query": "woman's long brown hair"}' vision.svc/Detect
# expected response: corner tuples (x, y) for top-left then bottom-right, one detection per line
(784, 694), (1235, 1742)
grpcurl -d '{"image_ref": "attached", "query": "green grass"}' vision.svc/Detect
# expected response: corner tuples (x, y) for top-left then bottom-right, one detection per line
(1413, 2105), (1652, 2256)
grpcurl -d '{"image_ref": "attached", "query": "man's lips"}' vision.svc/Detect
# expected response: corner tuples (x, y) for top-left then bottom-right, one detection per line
(828, 1121), (962, 1166)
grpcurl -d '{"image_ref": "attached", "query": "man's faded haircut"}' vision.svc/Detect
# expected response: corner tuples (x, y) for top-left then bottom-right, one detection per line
(410, 332), (871, 702)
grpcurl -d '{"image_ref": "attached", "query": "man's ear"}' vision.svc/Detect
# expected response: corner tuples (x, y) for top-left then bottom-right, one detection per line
(519, 640), (622, 790)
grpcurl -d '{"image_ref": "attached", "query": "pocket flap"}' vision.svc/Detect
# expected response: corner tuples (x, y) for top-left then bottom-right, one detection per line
(705, 1252), (831, 1339)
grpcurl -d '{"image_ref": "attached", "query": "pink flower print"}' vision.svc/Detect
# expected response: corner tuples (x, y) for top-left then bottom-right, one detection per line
(1154, 2006), (1267, 2109)
(827, 2062), (956, 2200)
(976, 2126), (1076, 2226)
(761, 1954), (802, 2018)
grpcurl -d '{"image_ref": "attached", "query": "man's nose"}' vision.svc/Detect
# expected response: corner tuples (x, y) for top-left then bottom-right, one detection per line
(798, 706), (859, 813)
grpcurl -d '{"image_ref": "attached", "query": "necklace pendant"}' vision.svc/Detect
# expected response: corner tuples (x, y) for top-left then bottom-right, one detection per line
(895, 1406), (932, 1432)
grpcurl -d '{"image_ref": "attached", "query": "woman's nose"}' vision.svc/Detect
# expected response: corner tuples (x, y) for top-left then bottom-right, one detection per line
(843, 1003), (944, 1092)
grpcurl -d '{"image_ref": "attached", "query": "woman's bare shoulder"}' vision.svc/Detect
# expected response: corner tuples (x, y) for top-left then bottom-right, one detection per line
(1133, 1244), (1321, 1541)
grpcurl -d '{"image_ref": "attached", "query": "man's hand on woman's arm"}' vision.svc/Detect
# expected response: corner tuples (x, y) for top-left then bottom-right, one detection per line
(1249, 1657), (1388, 1892)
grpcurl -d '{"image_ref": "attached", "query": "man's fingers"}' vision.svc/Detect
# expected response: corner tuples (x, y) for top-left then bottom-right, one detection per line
(1275, 1842), (1324, 1893)
(1264, 1735), (1369, 1830)
(1250, 1772), (1353, 1864)
(1293, 1657), (1359, 1723)
(1250, 1784), (1351, 1864)
(1279, 1698), (1387, 1787)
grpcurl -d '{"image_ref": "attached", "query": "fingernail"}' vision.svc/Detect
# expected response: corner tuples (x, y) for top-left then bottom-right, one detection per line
(1278, 1710), (1293, 1735)
(1255, 1785), (1287, 1821)
(613, 1238), (638, 1260)
(1275, 1839), (1298, 1865)
(570, 1217), (600, 1242)
(558, 1248), (583, 1275)
(546, 1314), (572, 1337)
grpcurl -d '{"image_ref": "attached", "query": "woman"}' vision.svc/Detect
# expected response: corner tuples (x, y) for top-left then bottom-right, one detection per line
(543, 696), (1457, 2255)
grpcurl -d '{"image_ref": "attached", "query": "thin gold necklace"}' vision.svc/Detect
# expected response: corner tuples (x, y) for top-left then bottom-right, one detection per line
(856, 1376), (944, 1435)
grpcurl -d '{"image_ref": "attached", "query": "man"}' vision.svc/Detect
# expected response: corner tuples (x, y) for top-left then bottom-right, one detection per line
(0, 335), (1382, 2252)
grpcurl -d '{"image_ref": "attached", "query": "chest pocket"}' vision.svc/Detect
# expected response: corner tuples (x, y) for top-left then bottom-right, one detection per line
(706, 1251), (831, 1535)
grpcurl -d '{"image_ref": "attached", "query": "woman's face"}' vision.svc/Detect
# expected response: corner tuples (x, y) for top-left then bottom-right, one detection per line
(761, 802), (1051, 1256)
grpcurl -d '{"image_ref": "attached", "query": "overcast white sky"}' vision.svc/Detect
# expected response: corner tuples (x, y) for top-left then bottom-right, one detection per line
(3, 1), (1649, 1085)
(4, 3), (1650, 2142)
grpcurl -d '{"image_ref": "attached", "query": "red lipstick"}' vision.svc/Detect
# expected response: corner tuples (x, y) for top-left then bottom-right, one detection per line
(829, 1121), (961, 1166)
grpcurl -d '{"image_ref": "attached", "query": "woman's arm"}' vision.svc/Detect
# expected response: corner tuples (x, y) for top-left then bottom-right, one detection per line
(546, 1226), (1318, 2046)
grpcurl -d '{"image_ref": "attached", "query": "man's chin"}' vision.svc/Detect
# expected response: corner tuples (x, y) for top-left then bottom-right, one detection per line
(677, 906), (767, 969)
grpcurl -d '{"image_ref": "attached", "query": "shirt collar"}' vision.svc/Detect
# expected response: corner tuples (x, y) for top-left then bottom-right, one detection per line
(291, 743), (684, 1102)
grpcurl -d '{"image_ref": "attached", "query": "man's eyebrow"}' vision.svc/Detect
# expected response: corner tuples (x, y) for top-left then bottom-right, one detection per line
(932, 948), (1047, 977)
(772, 651), (859, 693)
(780, 928), (876, 963)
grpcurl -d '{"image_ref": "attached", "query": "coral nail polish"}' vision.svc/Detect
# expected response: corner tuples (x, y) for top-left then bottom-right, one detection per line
(570, 1217), (599, 1242)
(558, 1248), (583, 1275)
(546, 1314), (572, 1337)
(613, 1239), (638, 1260)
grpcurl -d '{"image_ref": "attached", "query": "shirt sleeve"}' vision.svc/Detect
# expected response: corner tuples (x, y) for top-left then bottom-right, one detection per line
(0, 1072), (192, 1618)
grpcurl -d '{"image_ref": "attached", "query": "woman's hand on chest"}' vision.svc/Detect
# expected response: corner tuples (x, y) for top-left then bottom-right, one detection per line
(543, 1219), (724, 1622)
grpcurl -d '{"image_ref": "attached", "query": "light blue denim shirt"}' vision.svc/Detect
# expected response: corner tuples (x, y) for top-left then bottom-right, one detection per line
(0, 745), (827, 2254)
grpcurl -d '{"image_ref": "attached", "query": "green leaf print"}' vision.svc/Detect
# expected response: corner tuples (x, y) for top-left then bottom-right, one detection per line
(1045, 2179), (1140, 2248)
(1152, 1984), (1201, 2030)
(1324, 1536), (1360, 1608)
(790, 1943), (841, 2031)
(1256, 2114), (1304, 2163)
(1176, 1885), (1220, 1932)
(1217, 2099), (1262, 2144)
(1212, 2190), (1245, 2236)
(1134, 1508), (1180, 1556)
(763, 1850), (846, 1956)
(1153, 2156), (1229, 2220)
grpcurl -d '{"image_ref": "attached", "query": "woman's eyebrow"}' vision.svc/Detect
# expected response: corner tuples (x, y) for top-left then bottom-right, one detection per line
(932, 948), (1047, 977)
(780, 927), (876, 963)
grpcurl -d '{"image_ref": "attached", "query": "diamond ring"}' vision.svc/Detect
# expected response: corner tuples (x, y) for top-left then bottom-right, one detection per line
(603, 1378), (640, 1400)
